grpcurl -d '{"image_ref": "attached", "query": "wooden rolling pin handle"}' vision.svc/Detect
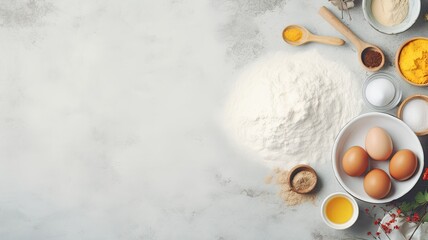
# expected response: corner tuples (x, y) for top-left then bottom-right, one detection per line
(309, 35), (345, 46)
(318, 6), (363, 49)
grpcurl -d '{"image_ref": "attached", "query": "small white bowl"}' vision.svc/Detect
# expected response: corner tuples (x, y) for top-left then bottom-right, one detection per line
(362, 0), (421, 34)
(321, 192), (359, 230)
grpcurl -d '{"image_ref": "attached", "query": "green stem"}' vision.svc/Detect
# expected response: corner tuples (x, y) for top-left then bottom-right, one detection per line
(408, 204), (428, 240)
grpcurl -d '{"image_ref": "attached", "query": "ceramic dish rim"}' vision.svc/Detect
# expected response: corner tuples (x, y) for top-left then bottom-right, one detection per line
(320, 192), (359, 230)
(362, 0), (421, 35)
(331, 112), (424, 204)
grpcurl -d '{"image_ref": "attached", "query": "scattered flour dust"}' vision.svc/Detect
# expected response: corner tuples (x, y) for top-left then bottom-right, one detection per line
(265, 169), (316, 206)
(224, 50), (362, 169)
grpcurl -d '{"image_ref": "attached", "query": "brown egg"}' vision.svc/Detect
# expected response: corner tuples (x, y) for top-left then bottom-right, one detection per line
(389, 149), (418, 181)
(365, 127), (393, 161)
(364, 169), (391, 199)
(342, 146), (369, 176)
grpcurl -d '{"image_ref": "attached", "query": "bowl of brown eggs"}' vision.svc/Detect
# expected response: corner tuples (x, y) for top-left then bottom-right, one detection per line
(332, 112), (424, 203)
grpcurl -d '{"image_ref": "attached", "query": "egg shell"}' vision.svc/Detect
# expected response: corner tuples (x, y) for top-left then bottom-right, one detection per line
(342, 146), (369, 176)
(364, 168), (391, 199)
(389, 149), (417, 181)
(365, 127), (393, 161)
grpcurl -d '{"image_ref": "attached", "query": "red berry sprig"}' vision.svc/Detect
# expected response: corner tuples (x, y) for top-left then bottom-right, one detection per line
(423, 168), (428, 180)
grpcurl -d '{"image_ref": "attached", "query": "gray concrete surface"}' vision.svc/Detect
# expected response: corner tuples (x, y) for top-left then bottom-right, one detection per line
(0, 0), (427, 239)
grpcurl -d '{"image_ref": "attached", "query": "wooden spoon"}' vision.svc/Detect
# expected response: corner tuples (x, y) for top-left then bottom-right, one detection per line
(282, 25), (345, 46)
(319, 6), (385, 72)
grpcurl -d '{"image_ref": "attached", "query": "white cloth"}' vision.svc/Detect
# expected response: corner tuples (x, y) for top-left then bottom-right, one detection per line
(378, 208), (426, 240)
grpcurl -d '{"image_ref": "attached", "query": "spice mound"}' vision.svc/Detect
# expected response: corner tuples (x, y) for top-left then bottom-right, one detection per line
(283, 27), (303, 42)
(266, 168), (316, 206)
(371, 0), (408, 27)
(291, 170), (317, 193)
(398, 39), (428, 85)
(362, 48), (383, 68)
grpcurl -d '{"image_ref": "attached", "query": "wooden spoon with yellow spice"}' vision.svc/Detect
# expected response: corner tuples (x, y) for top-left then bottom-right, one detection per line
(282, 25), (345, 46)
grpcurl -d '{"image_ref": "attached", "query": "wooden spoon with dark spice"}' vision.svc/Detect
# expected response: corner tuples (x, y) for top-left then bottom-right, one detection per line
(319, 6), (385, 72)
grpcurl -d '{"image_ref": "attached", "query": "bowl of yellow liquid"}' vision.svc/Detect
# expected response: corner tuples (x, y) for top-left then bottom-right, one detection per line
(321, 192), (359, 229)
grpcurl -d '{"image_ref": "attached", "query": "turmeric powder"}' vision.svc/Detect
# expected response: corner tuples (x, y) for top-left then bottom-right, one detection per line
(283, 27), (303, 42)
(398, 39), (428, 85)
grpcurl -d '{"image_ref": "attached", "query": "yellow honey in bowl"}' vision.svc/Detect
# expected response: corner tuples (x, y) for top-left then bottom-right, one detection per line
(325, 196), (354, 224)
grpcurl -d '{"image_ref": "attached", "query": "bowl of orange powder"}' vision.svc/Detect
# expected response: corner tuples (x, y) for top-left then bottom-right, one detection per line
(395, 37), (428, 87)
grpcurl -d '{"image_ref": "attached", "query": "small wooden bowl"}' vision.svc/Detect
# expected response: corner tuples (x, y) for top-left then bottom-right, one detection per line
(395, 37), (428, 87)
(287, 164), (318, 194)
(397, 94), (428, 136)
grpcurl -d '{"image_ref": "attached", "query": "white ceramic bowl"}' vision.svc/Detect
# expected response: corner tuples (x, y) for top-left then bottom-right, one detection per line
(362, 0), (421, 34)
(332, 112), (424, 203)
(321, 192), (359, 230)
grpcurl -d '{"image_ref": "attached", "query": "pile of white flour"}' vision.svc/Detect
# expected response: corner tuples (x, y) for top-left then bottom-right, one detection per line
(224, 51), (362, 169)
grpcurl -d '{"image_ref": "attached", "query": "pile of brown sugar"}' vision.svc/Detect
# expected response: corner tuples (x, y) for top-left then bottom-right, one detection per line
(291, 170), (317, 193)
(266, 168), (316, 206)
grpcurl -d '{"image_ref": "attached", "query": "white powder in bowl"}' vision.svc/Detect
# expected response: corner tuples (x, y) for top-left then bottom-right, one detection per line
(371, 0), (409, 27)
(402, 99), (428, 133)
(223, 51), (363, 169)
(365, 78), (395, 107)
